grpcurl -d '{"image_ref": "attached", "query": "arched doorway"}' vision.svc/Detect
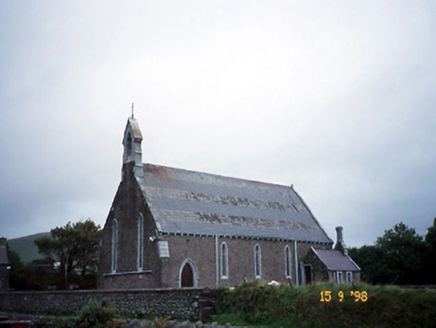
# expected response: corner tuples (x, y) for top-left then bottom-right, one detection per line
(179, 259), (198, 288)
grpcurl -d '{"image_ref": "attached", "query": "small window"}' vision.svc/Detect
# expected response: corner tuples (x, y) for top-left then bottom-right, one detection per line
(126, 133), (132, 155)
(254, 244), (262, 278)
(337, 271), (343, 284)
(284, 245), (292, 278)
(346, 271), (353, 285)
(221, 242), (229, 279)
(137, 214), (144, 270)
(111, 219), (118, 273)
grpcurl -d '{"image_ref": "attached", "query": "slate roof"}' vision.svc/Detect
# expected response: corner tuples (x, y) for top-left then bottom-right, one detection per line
(123, 117), (143, 140)
(311, 247), (360, 271)
(138, 163), (333, 243)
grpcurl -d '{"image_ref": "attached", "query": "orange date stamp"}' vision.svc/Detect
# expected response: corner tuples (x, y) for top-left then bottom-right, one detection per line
(320, 290), (368, 302)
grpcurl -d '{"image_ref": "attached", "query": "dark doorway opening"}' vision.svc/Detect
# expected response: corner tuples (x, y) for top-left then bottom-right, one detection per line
(304, 265), (313, 285)
(181, 263), (194, 287)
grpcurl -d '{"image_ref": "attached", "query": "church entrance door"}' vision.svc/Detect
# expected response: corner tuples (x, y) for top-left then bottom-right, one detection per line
(181, 263), (194, 287)
(304, 265), (313, 285)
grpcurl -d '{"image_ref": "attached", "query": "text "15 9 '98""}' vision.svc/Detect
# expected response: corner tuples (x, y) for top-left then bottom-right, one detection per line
(320, 290), (368, 302)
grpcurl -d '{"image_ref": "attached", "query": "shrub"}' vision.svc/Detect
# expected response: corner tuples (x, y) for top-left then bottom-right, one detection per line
(218, 281), (436, 327)
(76, 298), (117, 328)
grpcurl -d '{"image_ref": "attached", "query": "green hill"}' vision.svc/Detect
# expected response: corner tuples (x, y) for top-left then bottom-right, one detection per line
(8, 232), (51, 264)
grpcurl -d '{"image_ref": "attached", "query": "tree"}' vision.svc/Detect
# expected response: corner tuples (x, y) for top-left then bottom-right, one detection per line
(348, 245), (389, 284)
(74, 220), (101, 276)
(35, 219), (101, 289)
(424, 218), (436, 284)
(374, 222), (425, 285)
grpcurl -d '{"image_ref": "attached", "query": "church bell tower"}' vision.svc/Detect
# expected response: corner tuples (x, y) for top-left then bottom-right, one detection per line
(122, 110), (144, 179)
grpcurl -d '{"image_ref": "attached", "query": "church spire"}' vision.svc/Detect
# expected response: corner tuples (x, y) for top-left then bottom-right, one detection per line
(122, 105), (144, 179)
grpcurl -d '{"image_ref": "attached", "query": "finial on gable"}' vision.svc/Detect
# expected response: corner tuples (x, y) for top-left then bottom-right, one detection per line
(131, 103), (134, 118)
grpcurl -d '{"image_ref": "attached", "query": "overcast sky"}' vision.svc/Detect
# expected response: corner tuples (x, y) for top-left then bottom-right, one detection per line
(1, 1), (436, 247)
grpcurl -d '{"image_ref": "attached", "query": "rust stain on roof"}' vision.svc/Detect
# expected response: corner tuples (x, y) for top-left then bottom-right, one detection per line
(146, 165), (171, 179)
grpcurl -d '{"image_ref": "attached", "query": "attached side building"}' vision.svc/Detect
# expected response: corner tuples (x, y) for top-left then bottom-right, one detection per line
(98, 117), (359, 289)
(303, 227), (361, 284)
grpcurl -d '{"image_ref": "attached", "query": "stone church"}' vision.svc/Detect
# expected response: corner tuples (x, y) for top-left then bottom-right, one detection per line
(97, 116), (360, 289)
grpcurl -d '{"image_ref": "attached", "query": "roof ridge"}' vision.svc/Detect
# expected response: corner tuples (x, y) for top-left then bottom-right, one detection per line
(143, 162), (294, 189)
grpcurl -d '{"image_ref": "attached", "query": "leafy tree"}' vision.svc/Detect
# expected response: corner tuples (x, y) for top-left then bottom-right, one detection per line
(74, 220), (101, 276)
(348, 245), (388, 284)
(375, 222), (425, 285)
(350, 221), (431, 285)
(424, 218), (436, 284)
(35, 219), (101, 289)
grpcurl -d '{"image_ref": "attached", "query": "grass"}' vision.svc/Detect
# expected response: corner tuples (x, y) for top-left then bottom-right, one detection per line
(216, 280), (436, 328)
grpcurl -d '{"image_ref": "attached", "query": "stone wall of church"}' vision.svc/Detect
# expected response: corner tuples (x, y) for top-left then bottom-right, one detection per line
(216, 237), (296, 287)
(160, 235), (216, 288)
(98, 162), (162, 289)
(302, 248), (330, 282)
(159, 235), (332, 289)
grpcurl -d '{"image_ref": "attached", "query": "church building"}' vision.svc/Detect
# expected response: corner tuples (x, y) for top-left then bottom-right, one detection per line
(97, 116), (360, 289)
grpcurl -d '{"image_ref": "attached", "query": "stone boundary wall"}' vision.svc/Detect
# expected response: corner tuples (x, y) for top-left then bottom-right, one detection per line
(0, 288), (217, 321)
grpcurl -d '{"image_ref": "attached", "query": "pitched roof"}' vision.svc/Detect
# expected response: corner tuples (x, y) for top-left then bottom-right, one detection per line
(123, 117), (143, 140)
(311, 247), (360, 271)
(138, 163), (332, 243)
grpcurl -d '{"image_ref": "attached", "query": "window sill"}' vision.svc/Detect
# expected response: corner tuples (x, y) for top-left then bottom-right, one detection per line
(103, 270), (152, 277)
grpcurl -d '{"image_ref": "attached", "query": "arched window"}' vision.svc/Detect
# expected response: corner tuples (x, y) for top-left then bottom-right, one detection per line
(126, 133), (132, 156)
(254, 244), (262, 278)
(111, 219), (118, 273)
(137, 214), (144, 270)
(221, 242), (229, 279)
(285, 245), (292, 278)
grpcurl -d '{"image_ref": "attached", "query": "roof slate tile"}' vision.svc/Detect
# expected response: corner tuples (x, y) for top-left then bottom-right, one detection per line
(139, 163), (333, 243)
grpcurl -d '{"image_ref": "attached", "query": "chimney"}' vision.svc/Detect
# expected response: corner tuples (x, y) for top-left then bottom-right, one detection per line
(334, 226), (348, 256)
(0, 237), (6, 247)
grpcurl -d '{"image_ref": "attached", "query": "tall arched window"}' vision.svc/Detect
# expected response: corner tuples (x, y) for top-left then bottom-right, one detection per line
(111, 219), (118, 273)
(285, 245), (292, 278)
(137, 214), (144, 270)
(254, 244), (262, 278)
(221, 242), (229, 279)
(126, 133), (132, 156)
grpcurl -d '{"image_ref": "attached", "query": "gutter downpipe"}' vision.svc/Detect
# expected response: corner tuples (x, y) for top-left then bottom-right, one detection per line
(294, 240), (299, 286)
(215, 234), (219, 288)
